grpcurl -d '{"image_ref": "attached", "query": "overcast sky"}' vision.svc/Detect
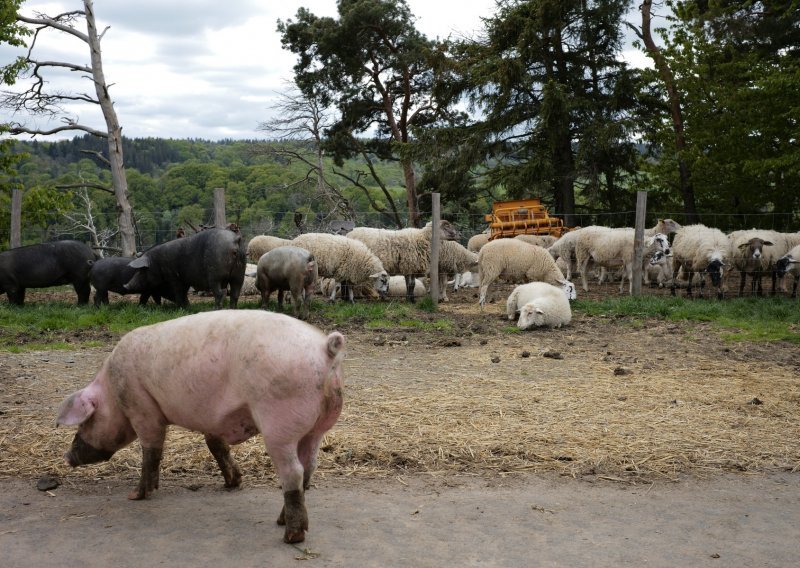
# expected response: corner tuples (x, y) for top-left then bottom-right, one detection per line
(1, 1), (649, 141)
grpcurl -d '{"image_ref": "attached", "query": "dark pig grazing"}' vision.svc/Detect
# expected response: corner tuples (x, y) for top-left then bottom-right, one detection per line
(88, 256), (164, 306)
(125, 228), (246, 309)
(56, 310), (345, 544)
(255, 245), (318, 320)
(0, 240), (97, 305)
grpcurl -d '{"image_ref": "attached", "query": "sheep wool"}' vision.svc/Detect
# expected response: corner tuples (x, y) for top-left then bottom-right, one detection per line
(671, 224), (730, 299)
(507, 282), (572, 329)
(246, 235), (293, 263)
(477, 238), (569, 307)
(293, 233), (389, 300)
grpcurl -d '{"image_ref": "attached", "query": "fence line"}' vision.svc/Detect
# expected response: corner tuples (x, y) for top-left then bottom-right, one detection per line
(2, 208), (798, 253)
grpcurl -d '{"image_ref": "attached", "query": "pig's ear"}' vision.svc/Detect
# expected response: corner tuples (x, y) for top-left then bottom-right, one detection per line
(128, 255), (150, 269)
(56, 390), (97, 426)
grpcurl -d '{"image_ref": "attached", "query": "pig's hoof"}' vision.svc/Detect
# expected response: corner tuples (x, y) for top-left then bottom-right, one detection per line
(283, 529), (305, 544)
(127, 488), (149, 500)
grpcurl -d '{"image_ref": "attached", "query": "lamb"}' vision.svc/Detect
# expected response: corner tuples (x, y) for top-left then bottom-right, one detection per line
(477, 238), (573, 308)
(775, 244), (800, 298)
(574, 227), (671, 294)
(246, 235), (293, 263)
(514, 234), (558, 247)
(346, 220), (460, 302)
(240, 263), (260, 296)
(647, 251), (673, 288)
(255, 246), (318, 320)
(670, 224), (730, 299)
(434, 240), (478, 301)
(727, 230), (777, 296)
(506, 282), (573, 329)
(451, 270), (479, 290)
(292, 233), (389, 302)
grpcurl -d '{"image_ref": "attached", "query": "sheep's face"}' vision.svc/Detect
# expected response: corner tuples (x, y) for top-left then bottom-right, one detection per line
(650, 251), (666, 266)
(371, 271), (390, 298)
(517, 302), (546, 330)
(775, 255), (794, 277)
(706, 259), (725, 287)
(560, 280), (577, 301)
(650, 233), (671, 256)
(739, 237), (774, 261)
(439, 220), (461, 241)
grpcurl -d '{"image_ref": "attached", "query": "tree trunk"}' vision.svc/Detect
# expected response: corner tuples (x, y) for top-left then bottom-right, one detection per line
(641, 0), (699, 223)
(401, 158), (420, 228)
(84, 0), (136, 256)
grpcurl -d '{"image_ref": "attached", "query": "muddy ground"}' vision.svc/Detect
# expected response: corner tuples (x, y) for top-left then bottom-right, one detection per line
(1, 282), (799, 567)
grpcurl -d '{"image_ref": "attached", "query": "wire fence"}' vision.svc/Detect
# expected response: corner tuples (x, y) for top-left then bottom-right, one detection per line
(2, 208), (798, 254)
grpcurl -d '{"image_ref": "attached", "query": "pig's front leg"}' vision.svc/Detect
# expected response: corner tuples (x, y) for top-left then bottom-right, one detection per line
(128, 446), (163, 500)
(205, 434), (242, 488)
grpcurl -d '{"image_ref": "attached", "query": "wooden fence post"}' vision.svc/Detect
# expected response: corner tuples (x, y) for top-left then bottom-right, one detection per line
(632, 190), (648, 296)
(213, 188), (226, 228)
(430, 193), (440, 306)
(10, 188), (22, 248)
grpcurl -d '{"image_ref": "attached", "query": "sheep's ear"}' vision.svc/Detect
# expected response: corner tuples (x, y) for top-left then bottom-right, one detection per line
(737, 242), (750, 251)
(535, 307), (545, 315)
(763, 241), (774, 246)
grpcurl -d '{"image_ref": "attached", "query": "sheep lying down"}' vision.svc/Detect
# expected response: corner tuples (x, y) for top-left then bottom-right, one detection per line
(506, 281), (574, 330)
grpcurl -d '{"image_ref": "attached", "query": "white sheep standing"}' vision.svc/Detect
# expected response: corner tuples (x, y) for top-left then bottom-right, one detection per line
(670, 224), (730, 299)
(246, 235), (293, 263)
(292, 233), (390, 302)
(727, 229), (779, 296)
(347, 220), (460, 302)
(506, 282), (573, 329)
(574, 228), (671, 294)
(775, 244), (800, 298)
(477, 238), (573, 308)
(434, 240), (478, 301)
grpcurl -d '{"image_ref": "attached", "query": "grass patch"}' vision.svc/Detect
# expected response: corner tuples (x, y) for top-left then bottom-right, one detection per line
(573, 295), (800, 344)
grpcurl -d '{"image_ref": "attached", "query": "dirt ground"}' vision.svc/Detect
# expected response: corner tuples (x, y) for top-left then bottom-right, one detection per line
(1, 282), (799, 567)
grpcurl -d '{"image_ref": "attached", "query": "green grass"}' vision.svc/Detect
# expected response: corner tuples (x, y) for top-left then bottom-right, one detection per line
(1, 293), (796, 351)
(572, 295), (800, 343)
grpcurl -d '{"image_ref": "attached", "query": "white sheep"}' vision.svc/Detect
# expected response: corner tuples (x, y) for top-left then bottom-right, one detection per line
(467, 232), (490, 253)
(434, 240), (478, 301)
(451, 270), (479, 290)
(546, 229), (585, 280)
(775, 244), (800, 298)
(506, 282), (573, 329)
(514, 234), (558, 247)
(646, 251), (673, 288)
(387, 275), (426, 298)
(347, 220), (460, 302)
(575, 227), (671, 294)
(240, 263), (260, 296)
(292, 233), (389, 302)
(670, 224), (730, 299)
(477, 238), (573, 308)
(255, 245), (318, 320)
(246, 235), (292, 263)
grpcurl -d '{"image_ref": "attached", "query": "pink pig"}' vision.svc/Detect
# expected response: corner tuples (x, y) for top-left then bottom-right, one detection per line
(56, 310), (345, 544)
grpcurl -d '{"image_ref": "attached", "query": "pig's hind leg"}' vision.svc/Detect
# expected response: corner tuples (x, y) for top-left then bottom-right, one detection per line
(205, 434), (242, 488)
(266, 441), (308, 543)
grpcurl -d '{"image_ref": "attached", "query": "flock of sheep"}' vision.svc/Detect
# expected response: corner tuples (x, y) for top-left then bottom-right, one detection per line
(244, 219), (800, 328)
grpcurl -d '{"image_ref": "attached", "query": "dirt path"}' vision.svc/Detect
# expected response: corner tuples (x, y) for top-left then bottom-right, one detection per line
(2, 285), (799, 566)
(2, 472), (799, 567)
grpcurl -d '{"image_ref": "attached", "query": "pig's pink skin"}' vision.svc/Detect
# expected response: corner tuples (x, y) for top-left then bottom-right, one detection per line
(58, 310), (344, 543)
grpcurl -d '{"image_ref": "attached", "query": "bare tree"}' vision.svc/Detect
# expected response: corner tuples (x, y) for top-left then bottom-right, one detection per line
(60, 187), (118, 257)
(2, 0), (136, 255)
(257, 85), (356, 222)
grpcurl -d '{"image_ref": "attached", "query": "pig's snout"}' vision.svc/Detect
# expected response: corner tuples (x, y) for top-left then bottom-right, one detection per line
(66, 434), (114, 467)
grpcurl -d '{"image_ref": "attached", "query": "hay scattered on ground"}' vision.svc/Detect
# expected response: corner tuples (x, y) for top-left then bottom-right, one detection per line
(1, 328), (798, 489)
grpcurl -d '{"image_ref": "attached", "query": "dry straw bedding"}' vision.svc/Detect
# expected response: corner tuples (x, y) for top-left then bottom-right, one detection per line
(1, 313), (798, 489)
